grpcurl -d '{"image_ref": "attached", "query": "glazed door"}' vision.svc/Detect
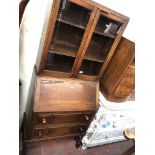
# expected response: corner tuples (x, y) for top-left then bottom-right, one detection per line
(78, 11), (122, 77)
(44, 0), (95, 74)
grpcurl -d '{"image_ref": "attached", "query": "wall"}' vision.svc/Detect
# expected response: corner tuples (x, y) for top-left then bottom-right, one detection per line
(19, 0), (54, 128)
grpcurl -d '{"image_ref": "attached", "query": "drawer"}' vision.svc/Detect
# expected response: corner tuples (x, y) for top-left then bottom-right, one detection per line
(47, 125), (87, 138)
(32, 112), (94, 126)
(119, 76), (135, 87)
(126, 66), (135, 76)
(114, 85), (134, 97)
(32, 128), (47, 139)
(31, 125), (87, 139)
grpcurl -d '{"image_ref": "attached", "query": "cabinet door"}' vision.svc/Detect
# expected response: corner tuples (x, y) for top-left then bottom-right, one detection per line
(78, 12), (122, 76)
(44, 0), (95, 74)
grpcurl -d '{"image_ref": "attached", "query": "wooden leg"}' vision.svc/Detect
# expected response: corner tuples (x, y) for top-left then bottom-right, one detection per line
(74, 136), (82, 148)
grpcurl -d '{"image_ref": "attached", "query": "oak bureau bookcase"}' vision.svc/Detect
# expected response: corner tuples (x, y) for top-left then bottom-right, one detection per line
(24, 0), (130, 142)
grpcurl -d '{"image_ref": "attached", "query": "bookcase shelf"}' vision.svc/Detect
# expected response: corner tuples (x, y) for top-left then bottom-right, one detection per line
(56, 18), (116, 38)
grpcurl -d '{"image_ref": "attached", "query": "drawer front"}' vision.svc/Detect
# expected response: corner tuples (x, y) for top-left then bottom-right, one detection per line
(47, 125), (87, 138)
(31, 125), (87, 139)
(114, 85), (134, 97)
(32, 128), (47, 139)
(33, 112), (94, 126)
(126, 66), (135, 76)
(119, 76), (135, 87)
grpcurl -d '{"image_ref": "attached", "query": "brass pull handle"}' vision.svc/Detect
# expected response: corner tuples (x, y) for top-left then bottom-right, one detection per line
(80, 127), (83, 132)
(42, 118), (46, 124)
(125, 80), (129, 85)
(85, 115), (89, 121)
(38, 131), (42, 136)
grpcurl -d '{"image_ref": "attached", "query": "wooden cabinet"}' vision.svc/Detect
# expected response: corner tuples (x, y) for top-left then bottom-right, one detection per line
(100, 37), (135, 102)
(24, 0), (130, 142)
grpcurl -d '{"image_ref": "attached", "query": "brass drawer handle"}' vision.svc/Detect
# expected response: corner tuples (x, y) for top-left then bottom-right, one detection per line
(85, 115), (89, 121)
(80, 127), (84, 132)
(119, 91), (122, 94)
(42, 118), (46, 124)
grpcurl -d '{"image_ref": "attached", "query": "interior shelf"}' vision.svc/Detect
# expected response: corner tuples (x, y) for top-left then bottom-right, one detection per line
(79, 60), (103, 76)
(49, 45), (77, 58)
(50, 21), (114, 63)
(50, 43), (106, 63)
(84, 33), (115, 62)
(56, 18), (116, 38)
(45, 53), (75, 73)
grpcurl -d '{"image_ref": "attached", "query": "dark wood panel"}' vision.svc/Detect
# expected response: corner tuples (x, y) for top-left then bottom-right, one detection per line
(31, 124), (87, 140)
(100, 37), (135, 94)
(34, 76), (98, 112)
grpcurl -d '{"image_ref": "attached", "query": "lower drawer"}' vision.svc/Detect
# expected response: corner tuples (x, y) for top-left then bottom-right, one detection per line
(32, 112), (93, 126)
(31, 125), (87, 139)
(114, 85), (134, 97)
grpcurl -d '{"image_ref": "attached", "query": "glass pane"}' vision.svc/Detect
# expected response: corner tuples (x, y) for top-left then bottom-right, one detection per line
(45, 0), (92, 73)
(79, 14), (121, 76)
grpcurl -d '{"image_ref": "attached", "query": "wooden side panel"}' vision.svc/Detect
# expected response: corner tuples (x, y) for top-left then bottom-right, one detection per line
(34, 76), (98, 112)
(100, 37), (135, 94)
